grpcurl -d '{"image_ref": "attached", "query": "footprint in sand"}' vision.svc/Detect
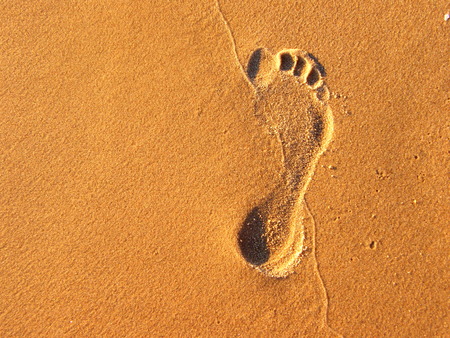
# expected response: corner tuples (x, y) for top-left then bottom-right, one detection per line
(238, 48), (334, 278)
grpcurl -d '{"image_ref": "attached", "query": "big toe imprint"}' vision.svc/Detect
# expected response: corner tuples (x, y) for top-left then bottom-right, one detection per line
(238, 48), (334, 278)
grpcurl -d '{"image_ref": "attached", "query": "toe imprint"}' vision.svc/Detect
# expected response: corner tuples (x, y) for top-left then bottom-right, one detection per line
(238, 48), (334, 278)
(274, 50), (325, 88)
(279, 53), (295, 71)
(293, 57), (305, 77)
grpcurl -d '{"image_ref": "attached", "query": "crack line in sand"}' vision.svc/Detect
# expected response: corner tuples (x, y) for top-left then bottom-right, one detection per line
(215, 1), (282, 166)
(215, 0), (254, 91)
(215, 1), (287, 170)
(304, 198), (343, 337)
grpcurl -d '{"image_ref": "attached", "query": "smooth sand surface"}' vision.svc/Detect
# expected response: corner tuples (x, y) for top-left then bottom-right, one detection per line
(1, 0), (448, 336)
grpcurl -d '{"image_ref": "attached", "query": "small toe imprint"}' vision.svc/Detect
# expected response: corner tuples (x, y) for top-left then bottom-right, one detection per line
(306, 67), (320, 87)
(315, 85), (330, 102)
(279, 53), (295, 71)
(293, 57), (306, 77)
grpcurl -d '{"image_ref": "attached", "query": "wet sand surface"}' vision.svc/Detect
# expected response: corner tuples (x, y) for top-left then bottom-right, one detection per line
(1, 0), (448, 336)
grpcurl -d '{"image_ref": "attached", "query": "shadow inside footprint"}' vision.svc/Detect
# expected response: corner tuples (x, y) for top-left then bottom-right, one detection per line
(293, 57), (305, 76)
(238, 206), (270, 266)
(280, 53), (294, 71)
(310, 107), (324, 142)
(246, 48), (263, 82)
(307, 68), (320, 86)
(305, 53), (326, 77)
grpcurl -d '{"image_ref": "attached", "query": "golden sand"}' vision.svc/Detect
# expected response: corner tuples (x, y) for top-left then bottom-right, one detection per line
(1, 0), (448, 336)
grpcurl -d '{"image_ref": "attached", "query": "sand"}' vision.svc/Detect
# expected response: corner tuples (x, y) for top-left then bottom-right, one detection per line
(0, 0), (448, 336)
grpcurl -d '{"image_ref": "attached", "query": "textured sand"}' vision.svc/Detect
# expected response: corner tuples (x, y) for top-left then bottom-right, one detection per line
(1, 0), (448, 336)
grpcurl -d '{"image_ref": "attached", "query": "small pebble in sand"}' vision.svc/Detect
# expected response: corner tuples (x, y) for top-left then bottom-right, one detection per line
(445, 13), (450, 21)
